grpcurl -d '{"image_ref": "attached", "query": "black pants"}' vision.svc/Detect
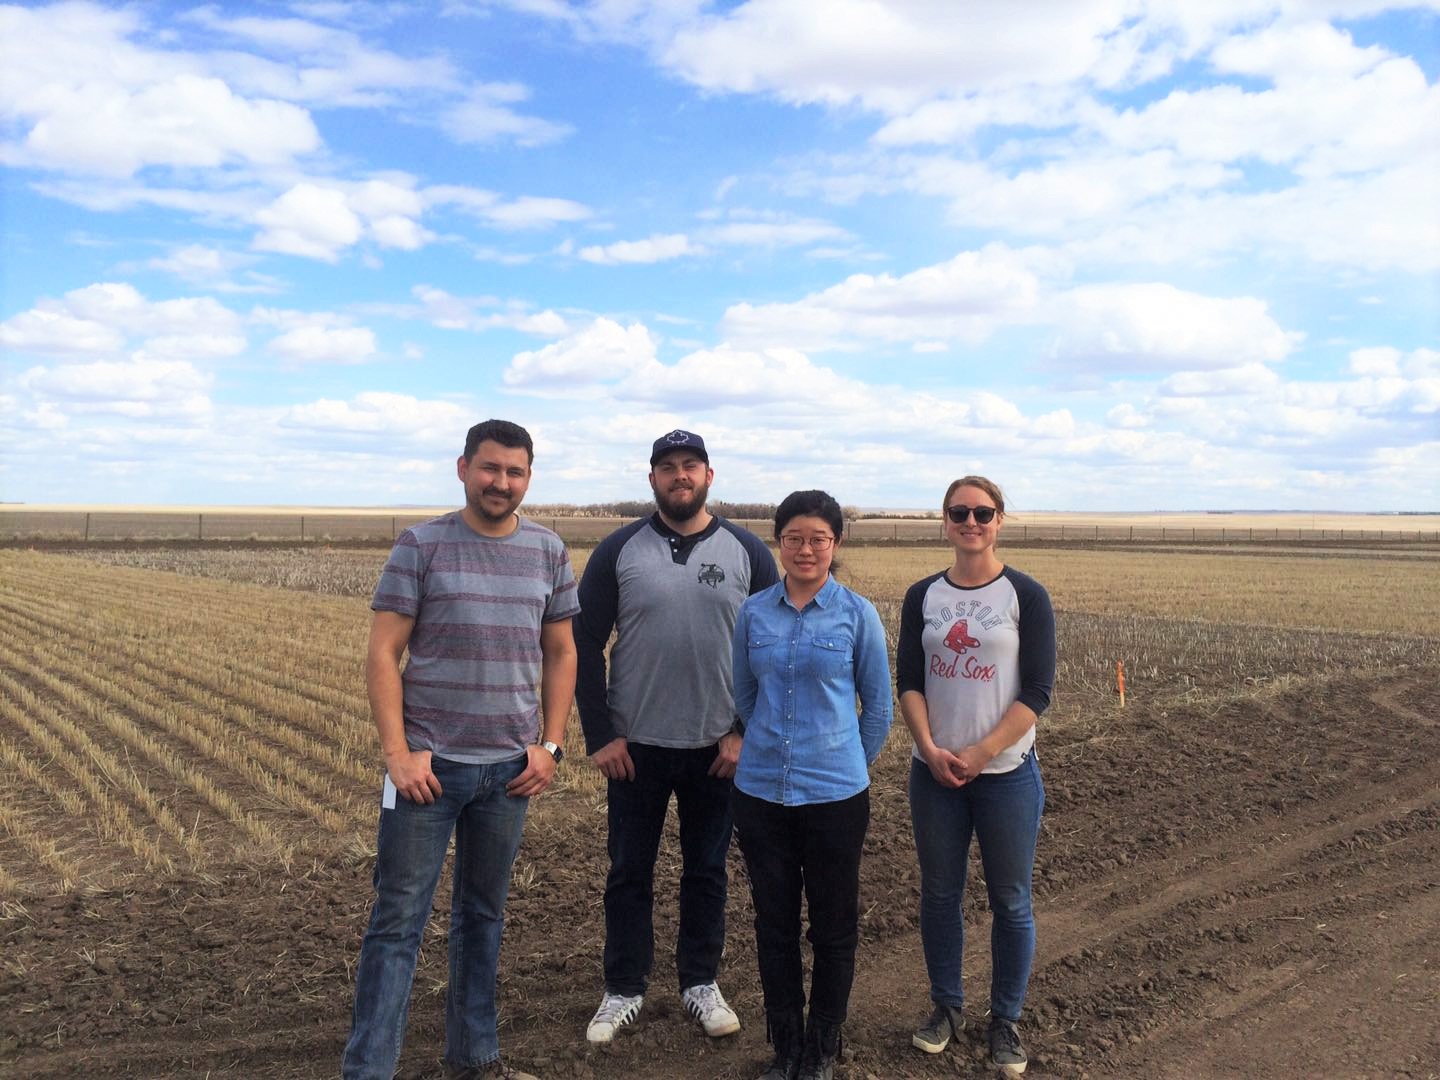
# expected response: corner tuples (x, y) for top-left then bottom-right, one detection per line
(603, 742), (734, 996)
(732, 787), (870, 1024)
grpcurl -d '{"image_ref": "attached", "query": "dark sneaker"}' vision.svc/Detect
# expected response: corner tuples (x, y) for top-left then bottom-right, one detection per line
(760, 1008), (804, 1080)
(912, 1003), (964, 1054)
(447, 1059), (538, 1080)
(988, 1017), (1028, 1075)
(796, 1019), (842, 1080)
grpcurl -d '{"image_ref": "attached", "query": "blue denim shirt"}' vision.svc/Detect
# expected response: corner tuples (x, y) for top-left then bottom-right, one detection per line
(732, 575), (894, 806)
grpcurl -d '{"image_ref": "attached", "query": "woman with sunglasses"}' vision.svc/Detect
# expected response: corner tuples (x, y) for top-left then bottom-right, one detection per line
(730, 490), (893, 1080)
(898, 476), (1055, 1076)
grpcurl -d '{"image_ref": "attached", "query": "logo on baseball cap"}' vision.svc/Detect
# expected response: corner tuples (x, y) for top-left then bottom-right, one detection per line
(650, 429), (709, 465)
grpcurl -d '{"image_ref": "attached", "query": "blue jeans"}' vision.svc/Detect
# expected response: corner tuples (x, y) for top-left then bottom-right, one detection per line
(909, 753), (1045, 1022)
(732, 787), (869, 1024)
(603, 742), (733, 996)
(343, 754), (530, 1080)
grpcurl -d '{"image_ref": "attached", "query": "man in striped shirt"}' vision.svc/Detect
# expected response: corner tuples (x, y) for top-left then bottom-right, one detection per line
(343, 419), (579, 1080)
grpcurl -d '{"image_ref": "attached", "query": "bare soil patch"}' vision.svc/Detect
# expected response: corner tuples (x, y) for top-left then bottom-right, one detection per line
(2, 547), (1437, 1078)
(4, 665), (1436, 1078)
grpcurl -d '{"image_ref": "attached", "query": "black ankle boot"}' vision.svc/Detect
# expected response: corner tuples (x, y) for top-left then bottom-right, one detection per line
(759, 1008), (804, 1080)
(797, 1017), (842, 1080)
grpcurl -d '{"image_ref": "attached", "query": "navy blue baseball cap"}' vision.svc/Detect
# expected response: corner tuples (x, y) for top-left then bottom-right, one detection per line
(650, 429), (709, 465)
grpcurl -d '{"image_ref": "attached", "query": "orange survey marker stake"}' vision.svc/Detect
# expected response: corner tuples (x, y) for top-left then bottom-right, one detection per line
(1116, 660), (1126, 707)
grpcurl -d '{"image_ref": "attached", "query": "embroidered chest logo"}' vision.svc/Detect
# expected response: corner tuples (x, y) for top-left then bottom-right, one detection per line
(943, 618), (982, 655)
(697, 563), (726, 589)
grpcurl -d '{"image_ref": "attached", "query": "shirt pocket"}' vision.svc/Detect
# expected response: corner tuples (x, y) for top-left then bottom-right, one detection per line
(806, 634), (854, 679)
(747, 633), (780, 675)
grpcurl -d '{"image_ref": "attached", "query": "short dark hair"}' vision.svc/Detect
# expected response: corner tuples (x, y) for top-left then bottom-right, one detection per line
(463, 419), (534, 463)
(774, 489), (844, 540)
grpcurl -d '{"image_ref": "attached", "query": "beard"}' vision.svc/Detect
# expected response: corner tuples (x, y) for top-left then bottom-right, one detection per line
(467, 485), (520, 523)
(654, 478), (710, 523)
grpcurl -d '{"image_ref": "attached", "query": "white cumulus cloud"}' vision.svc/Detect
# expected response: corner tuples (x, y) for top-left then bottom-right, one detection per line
(17, 357), (212, 418)
(1, 283), (245, 359)
(1048, 283), (1300, 372)
(579, 234), (703, 265)
(0, 5), (320, 177)
(276, 391), (471, 436)
(267, 326), (378, 365)
(721, 245), (1044, 350)
(253, 183), (365, 261)
(0, 308), (125, 356)
(504, 320), (658, 394)
(660, 0), (1145, 113)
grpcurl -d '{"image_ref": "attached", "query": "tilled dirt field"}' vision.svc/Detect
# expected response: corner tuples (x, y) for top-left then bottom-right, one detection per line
(5, 664), (1436, 1079)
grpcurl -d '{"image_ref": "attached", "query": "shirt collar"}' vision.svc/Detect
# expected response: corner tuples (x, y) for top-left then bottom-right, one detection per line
(649, 511), (719, 546)
(777, 573), (839, 611)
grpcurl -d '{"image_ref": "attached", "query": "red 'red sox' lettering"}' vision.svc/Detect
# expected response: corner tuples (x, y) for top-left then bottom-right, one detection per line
(929, 653), (997, 681)
(962, 655), (996, 681)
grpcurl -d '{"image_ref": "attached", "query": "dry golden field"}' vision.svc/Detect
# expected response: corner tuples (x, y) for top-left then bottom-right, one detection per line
(61, 539), (1440, 635)
(1, 541), (1437, 1078)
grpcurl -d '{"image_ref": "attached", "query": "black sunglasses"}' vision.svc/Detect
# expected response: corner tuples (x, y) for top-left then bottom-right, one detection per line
(945, 504), (998, 525)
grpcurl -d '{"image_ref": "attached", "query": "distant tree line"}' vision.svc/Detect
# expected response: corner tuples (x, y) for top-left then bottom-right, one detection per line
(855, 510), (941, 520)
(527, 500), (782, 519)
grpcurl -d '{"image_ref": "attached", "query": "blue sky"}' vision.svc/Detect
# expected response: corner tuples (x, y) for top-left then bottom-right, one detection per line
(1, 0), (1437, 511)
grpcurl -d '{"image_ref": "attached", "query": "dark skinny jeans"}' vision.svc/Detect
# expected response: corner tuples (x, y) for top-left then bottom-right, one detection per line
(732, 786), (870, 1024)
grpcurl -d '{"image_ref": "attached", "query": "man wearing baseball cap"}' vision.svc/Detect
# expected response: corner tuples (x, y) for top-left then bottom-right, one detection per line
(574, 429), (778, 1045)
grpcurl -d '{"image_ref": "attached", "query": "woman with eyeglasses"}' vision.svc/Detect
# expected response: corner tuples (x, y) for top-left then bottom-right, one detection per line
(730, 490), (893, 1080)
(898, 476), (1055, 1076)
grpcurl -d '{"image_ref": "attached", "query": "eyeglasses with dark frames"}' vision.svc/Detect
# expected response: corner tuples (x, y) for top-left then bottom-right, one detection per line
(778, 534), (836, 551)
(945, 504), (998, 525)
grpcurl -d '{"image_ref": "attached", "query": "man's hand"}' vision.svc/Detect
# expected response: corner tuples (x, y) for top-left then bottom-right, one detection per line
(590, 737), (635, 781)
(386, 747), (442, 804)
(507, 743), (557, 798)
(708, 731), (742, 779)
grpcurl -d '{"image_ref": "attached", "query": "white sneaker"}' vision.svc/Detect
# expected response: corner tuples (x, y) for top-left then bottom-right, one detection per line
(586, 992), (643, 1044)
(681, 982), (741, 1038)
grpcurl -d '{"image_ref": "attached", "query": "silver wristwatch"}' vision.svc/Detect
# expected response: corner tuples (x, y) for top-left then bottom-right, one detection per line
(541, 740), (564, 763)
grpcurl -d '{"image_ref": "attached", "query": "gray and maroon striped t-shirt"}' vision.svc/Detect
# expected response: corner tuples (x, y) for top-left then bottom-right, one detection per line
(371, 511), (580, 764)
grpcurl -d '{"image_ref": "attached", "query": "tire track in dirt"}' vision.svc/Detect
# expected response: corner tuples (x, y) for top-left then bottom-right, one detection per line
(835, 668), (1440, 1079)
(1036, 767), (1437, 958)
(11, 1014), (340, 1080)
(1111, 886), (1439, 1078)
